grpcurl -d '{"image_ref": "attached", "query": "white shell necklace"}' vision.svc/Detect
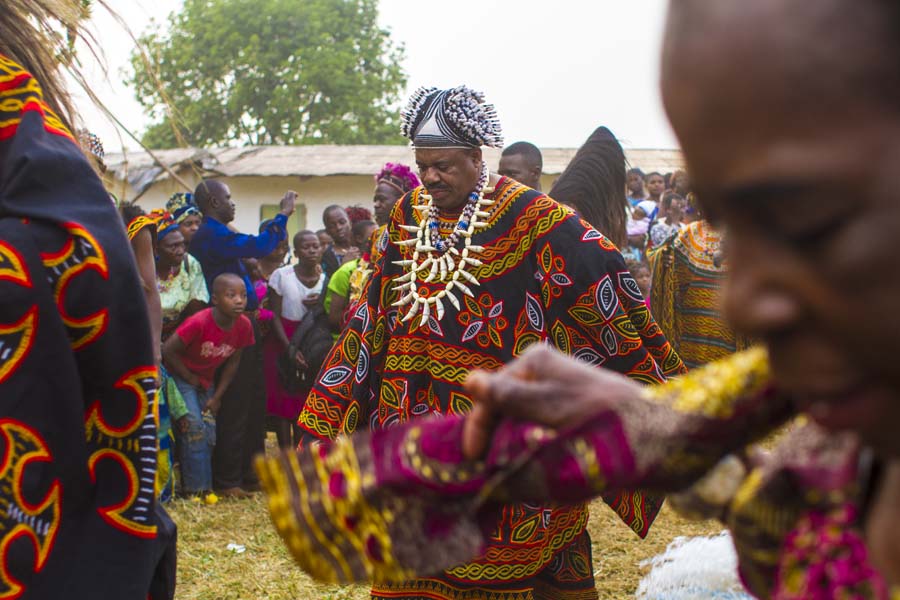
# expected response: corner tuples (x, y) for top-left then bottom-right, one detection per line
(391, 162), (494, 329)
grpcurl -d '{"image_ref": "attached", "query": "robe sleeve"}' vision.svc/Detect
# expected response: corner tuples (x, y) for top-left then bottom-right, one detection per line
(257, 347), (793, 585)
(532, 211), (685, 383)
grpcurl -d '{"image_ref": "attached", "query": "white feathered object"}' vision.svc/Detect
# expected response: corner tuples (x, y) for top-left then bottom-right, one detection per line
(637, 532), (755, 599)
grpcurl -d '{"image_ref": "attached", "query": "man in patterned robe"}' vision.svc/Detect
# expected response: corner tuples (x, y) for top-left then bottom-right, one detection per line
(297, 85), (684, 600)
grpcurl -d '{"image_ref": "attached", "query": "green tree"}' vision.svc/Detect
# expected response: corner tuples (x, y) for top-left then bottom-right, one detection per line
(129, 0), (407, 148)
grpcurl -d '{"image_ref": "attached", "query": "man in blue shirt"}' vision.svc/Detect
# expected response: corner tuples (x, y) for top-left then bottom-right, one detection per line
(191, 179), (296, 497)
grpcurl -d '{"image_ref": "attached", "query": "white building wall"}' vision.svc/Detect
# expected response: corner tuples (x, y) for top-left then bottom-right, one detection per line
(116, 174), (381, 236)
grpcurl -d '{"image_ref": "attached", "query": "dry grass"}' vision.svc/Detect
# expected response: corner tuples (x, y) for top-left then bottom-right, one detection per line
(168, 463), (723, 599)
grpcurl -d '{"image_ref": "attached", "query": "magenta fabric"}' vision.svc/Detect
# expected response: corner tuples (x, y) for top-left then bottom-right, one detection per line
(264, 317), (308, 419)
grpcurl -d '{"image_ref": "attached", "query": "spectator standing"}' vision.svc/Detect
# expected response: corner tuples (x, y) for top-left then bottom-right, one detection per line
(155, 213), (208, 501)
(645, 171), (666, 204)
(162, 274), (254, 498)
(649, 192), (686, 248)
(190, 179), (295, 497)
(324, 220), (377, 335)
(626, 167), (647, 206)
(157, 215), (209, 339)
(316, 228), (333, 250)
(166, 192), (203, 247)
(320, 205), (358, 277)
(497, 141), (543, 190)
(671, 169), (691, 197)
(266, 231), (326, 448)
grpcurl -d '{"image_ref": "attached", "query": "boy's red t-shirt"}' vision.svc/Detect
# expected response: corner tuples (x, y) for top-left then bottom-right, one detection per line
(175, 308), (255, 388)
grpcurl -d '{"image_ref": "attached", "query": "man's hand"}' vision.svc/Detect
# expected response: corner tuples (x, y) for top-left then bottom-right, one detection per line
(279, 191), (298, 217)
(461, 345), (642, 460)
(177, 416), (190, 434)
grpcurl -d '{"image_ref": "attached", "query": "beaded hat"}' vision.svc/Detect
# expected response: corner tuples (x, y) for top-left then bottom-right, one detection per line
(400, 86), (503, 149)
(78, 129), (105, 162)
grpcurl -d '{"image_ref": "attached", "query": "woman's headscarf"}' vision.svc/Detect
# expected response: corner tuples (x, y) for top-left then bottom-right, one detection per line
(375, 162), (421, 195)
(165, 192), (200, 225)
(149, 209), (179, 242)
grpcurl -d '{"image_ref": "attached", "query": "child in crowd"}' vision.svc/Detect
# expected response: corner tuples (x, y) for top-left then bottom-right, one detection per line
(245, 258), (274, 324)
(316, 228), (333, 250)
(625, 259), (653, 310)
(624, 200), (657, 261)
(266, 230), (326, 448)
(320, 205), (358, 277)
(162, 273), (255, 499)
(649, 192), (686, 248)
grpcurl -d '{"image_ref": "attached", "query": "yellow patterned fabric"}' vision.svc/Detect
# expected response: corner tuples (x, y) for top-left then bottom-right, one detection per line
(260, 348), (774, 588)
(126, 214), (158, 242)
(265, 346), (892, 598)
(647, 220), (751, 368)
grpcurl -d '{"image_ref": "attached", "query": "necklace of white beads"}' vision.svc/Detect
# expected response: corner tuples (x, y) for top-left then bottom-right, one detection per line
(391, 161), (494, 329)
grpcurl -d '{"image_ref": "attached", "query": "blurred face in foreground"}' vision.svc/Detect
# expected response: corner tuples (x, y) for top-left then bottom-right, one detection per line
(662, 0), (900, 457)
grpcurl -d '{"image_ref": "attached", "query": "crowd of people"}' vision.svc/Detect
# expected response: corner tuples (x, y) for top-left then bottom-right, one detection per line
(100, 134), (708, 509)
(3, 1), (900, 599)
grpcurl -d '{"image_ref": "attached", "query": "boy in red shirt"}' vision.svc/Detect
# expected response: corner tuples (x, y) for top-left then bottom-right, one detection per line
(163, 273), (255, 498)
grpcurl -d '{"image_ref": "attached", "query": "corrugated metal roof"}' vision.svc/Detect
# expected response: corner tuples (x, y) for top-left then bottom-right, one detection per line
(104, 145), (684, 191)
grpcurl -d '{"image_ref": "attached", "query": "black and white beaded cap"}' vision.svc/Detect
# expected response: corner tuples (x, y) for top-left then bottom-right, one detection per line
(400, 86), (504, 149)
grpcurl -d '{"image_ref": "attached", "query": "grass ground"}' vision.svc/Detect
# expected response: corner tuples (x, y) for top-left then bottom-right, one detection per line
(169, 437), (723, 599)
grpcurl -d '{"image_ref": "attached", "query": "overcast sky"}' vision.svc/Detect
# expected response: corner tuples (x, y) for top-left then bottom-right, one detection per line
(72, 0), (678, 152)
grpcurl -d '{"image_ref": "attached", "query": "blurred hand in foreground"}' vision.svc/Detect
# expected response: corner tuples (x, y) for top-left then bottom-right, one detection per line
(462, 345), (642, 460)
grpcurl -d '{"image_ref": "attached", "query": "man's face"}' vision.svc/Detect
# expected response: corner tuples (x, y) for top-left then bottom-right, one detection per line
(626, 172), (644, 196)
(373, 182), (404, 226)
(498, 154), (539, 189)
(663, 0), (900, 455)
(324, 208), (351, 246)
(647, 175), (666, 198)
(210, 183), (236, 223)
(415, 148), (482, 211)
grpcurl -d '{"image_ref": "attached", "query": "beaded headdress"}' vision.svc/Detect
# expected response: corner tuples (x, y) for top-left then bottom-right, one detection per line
(165, 192), (200, 225)
(400, 86), (503, 149)
(78, 129), (104, 162)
